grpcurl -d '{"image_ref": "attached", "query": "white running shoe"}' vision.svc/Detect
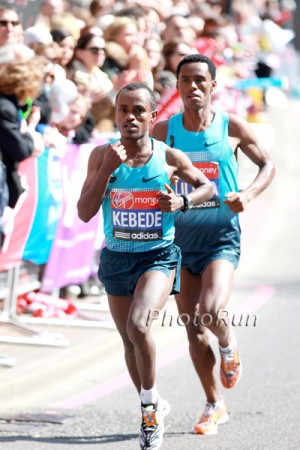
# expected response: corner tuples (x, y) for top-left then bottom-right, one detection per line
(139, 397), (170, 449)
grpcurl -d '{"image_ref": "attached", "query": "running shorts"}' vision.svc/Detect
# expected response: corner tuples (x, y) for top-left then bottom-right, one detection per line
(98, 243), (182, 296)
(182, 247), (240, 275)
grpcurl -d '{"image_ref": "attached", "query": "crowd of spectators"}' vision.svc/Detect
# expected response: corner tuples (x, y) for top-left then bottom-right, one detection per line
(0, 0), (298, 294)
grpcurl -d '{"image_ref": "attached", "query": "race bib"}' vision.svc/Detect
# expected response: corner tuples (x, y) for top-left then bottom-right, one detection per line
(175, 161), (220, 209)
(110, 190), (163, 241)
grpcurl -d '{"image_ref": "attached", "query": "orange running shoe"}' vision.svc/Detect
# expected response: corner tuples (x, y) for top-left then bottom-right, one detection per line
(220, 344), (242, 389)
(194, 400), (229, 435)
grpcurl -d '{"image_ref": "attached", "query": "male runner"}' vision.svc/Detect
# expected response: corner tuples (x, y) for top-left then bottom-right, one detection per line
(77, 82), (213, 449)
(152, 54), (275, 435)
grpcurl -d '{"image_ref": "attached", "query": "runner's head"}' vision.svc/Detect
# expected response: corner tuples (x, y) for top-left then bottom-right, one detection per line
(116, 82), (156, 111)
(176, 54), (217, 111)
(176, 54), (216, 80)
(115, 83), (157, 140)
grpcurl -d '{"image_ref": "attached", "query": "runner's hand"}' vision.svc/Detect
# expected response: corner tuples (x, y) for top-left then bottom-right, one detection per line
(158, 184), (183, 212)
(102, 141), (127, 173)
(223, 191), (249, 213)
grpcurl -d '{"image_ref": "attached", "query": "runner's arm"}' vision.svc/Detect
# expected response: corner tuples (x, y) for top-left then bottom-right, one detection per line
(158, 148), (214, 212)
(77, 141), (127, 222)
(225, 114), (276, 213)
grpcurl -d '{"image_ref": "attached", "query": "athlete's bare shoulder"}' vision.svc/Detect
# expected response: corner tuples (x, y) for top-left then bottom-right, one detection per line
(228, 113), (255, 140)
(87, 142), (107, 170)
(151, 119), (169, 142)
(165, 145), (196, 176)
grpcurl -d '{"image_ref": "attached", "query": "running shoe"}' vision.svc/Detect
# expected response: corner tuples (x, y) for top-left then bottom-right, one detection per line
(220, 344), (242, 389)
(194, 399), (229, 435)
(139, 397), (170, 450)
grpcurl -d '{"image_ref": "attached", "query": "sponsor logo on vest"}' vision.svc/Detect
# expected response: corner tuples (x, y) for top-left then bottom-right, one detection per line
(114, 229), (161, 241)
(112, 191), (134, 209)
(142, 175), (160, 183)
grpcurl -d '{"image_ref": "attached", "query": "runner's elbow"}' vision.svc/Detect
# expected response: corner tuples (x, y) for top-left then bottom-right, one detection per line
(77, 202), (91, 223)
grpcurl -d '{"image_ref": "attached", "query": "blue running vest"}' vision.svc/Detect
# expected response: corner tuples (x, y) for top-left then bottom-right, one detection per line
(103, 138), (174, 252)
(167, 110), (241, 253)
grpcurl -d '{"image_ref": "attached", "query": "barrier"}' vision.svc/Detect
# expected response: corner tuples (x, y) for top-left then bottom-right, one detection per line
(0, 135), (117, 351)
(0, 262), (69, 347)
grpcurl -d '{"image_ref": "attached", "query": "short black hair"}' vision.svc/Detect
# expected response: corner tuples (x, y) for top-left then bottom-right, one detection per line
(176, 54), (216, 80)
(116, 82), (156, 111)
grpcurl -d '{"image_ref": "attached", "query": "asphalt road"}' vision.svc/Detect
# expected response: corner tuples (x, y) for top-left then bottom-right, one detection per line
(0, 100), (299, 449)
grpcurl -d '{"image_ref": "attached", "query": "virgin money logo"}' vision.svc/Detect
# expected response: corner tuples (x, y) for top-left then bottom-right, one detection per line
(112, 191), (135, 209)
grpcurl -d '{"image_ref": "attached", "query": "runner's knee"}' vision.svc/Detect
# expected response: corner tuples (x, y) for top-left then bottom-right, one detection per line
(127, 317), (150, 344)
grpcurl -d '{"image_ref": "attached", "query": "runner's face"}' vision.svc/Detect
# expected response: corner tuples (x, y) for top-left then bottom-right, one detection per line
(176, 62), (216, 109)
(115, 89), (156, 140)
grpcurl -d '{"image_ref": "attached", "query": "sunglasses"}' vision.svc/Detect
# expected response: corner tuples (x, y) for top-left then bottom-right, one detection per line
(85, 47), (106, 55)
(0, 20), (20, 27)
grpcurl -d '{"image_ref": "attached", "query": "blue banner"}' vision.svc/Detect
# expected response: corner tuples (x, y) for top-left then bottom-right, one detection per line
(22, 146), (63, 264)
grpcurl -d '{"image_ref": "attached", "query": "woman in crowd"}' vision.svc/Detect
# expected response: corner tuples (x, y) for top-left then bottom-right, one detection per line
(68, 32), (114, 132)
(102, 16), (153, 90)
(50, 28), (76, 72)
(0, 56), (46, 208)
(162, 37), (198, 76)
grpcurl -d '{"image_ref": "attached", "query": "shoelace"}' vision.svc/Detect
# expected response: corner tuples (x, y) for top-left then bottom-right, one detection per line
(221, 349), (236, 372)
(200, 403), (215, 423)
(142, 407), (157, 428)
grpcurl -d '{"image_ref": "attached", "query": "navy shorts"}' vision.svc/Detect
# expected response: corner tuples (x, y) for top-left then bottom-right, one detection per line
(98, 244), (182, 296)
(182, 247), (240, 276)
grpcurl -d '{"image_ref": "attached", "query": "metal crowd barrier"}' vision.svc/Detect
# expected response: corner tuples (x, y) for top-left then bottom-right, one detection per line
(0, 258), (115, 359)
(0, 262), (69, 348)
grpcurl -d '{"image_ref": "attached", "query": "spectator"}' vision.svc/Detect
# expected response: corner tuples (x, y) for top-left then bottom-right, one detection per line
(161, 14), (196, 45)
(29, 40), (67, 84)
(89, 0), (115, 30)
(50, 28), (75, 72)
(0, 56), (46, 208)
(0, 42), (34, 68)
(0, 4), (22, 47)
(102, 16), (153, 90)
(50, 11), (85, 41)
(114, 3), (159, 44)
(23, 25), (53, 50)
(49, 77), (94, 144)
(68, 32), (114, 132)
(35, 0), (65, 31)
(79, 24), (103, 38)
(144, 35), (166, 99)
(162, 38), (198, 75)
(54, 95), (92, 141)
(34, 59), (56, 125)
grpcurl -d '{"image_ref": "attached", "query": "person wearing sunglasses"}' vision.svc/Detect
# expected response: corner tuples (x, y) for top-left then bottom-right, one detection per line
(0, 5), (22, 47)
(69, 32), (114, 132)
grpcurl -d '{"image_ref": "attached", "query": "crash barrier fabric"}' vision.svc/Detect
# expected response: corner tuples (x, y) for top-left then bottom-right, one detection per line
(0, 135), (117, 291)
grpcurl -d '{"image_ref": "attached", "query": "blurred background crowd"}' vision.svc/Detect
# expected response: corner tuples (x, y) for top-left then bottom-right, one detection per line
(0, 0), (299, 302)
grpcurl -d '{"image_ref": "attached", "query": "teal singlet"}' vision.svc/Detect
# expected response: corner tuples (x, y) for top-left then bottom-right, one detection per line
(167, 110), (241, 254)
(103, 138), (174, 252)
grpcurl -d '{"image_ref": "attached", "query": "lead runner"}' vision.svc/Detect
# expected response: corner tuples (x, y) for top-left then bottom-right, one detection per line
(77, 82), (213, 450)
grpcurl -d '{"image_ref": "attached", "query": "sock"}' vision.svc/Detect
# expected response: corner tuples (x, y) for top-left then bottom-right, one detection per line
(140, 384), (158, 405)
(212, 397), (224, 408)
(219, 333), (236, 353)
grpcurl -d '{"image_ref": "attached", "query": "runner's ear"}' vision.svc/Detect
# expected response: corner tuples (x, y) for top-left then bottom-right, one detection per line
(150, 110), (157, 122)
(210, 80), (217, 92)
